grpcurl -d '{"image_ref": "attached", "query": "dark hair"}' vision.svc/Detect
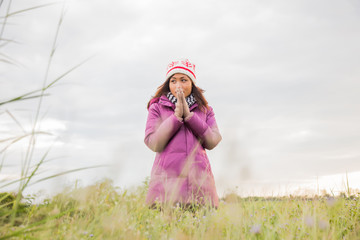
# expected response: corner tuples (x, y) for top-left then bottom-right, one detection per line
(147, 77), (209, 112)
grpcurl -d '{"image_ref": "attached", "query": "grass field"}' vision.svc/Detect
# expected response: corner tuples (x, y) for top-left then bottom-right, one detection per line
(1, 179), (359, 239)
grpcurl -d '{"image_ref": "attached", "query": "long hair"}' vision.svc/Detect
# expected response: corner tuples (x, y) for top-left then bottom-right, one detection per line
(147, 77), (209, 112)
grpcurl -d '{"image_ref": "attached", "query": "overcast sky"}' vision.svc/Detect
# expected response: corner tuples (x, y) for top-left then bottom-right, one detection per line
(1, 0), (360, 197)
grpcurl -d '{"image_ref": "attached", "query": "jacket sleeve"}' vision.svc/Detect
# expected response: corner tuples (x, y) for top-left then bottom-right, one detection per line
(184, 106), (222, 150)
(144, 103), (184, 152)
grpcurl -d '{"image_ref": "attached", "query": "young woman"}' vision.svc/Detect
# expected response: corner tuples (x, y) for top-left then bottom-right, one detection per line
(144, 59), (222, 208)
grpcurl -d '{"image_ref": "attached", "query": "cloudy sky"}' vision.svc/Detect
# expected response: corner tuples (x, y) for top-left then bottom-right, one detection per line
(1, 0), (360, 197)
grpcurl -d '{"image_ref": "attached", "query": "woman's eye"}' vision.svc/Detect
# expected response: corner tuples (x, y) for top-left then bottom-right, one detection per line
(182, 79), (187, 82)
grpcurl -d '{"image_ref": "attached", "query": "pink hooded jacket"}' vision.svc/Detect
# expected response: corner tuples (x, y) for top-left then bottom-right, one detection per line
(144, 95), (222, 207)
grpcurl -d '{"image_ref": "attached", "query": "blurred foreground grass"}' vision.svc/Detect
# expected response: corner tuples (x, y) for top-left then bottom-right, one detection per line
(1, 179), (359, 239)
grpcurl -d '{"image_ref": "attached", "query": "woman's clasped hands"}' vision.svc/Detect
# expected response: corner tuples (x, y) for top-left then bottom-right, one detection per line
(174, 88), (192, 120)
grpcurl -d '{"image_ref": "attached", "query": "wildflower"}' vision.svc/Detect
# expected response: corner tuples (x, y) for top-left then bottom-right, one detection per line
(89, 234), (94, 237)
(318, 220), (329, 230)
(250, 224), (261, 234)
(305, 215), (314, 228)
(326, 197), (336, 207)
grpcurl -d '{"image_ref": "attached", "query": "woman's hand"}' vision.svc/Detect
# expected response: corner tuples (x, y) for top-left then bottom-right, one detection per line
(180, 91), (191, 118)
(174, 88), (184, 120)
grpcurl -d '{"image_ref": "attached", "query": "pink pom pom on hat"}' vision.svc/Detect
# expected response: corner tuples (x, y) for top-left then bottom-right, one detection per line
(165, 59), (196, 84)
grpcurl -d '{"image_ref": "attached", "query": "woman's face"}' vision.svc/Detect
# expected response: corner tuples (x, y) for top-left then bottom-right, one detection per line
(169, 73), (193, 98)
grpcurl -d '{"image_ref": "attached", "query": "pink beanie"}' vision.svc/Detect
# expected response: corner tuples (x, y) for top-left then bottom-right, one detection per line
(165, 59), (196, 84)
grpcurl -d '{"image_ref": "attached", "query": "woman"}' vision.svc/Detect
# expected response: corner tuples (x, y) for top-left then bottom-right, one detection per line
(144, 59), (222, 208)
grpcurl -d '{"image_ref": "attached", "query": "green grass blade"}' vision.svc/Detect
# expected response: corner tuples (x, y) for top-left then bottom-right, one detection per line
(5, 109), (26, 133)
(1, 208), (75, 239)
(44, 56), (93, 91)
(28, 165), (109, 186)
(3, 3), (58, 18)
(0, 93), (50, 106)
(21, 146), (52, 192)
(0, 131), (52, 154)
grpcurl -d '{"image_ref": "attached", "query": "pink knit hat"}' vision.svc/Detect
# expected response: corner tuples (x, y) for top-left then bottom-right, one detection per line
(165, 59), (196, 84)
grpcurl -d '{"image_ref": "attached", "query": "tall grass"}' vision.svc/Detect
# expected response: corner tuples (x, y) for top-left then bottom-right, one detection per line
(0, 0), (102, 236)
(1, 179), (360, 239)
